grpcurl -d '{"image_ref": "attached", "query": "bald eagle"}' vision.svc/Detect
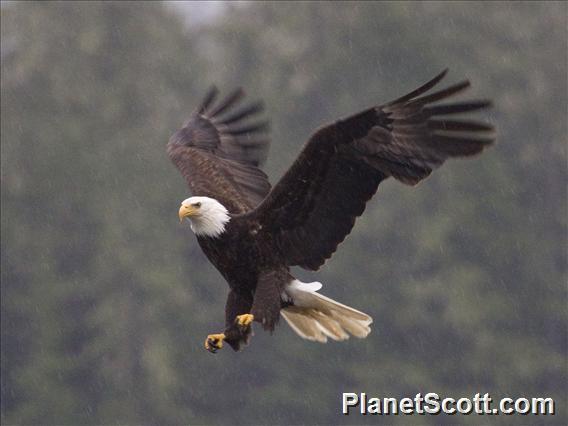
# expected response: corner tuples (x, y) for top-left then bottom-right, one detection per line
(168, 70), (494, 353)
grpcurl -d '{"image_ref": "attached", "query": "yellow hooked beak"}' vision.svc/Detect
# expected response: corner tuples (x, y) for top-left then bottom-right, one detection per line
(179, 204), (197, 222)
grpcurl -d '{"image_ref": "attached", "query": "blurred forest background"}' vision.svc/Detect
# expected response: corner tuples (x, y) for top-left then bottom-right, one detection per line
(1, 1), (566, 425)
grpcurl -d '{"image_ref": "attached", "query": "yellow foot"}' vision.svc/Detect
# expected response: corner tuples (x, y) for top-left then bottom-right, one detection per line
(235, 313), (254, 328)
(205, 333), (225, 353)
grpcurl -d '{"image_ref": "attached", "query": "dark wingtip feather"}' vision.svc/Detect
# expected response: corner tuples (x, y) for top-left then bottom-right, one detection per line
(432, 132), (495, 145)
(430, 133), (495, 156)
(225, 121), (271, 136)
(209, 88), (245, 117)
(198, 86), (219, 114)
(387, 68), (449, 106)
(220, 101), (265, 125)
(426, 100), (492, 116)
(410, 80), (471, 106)
(428, 119), (495, 133)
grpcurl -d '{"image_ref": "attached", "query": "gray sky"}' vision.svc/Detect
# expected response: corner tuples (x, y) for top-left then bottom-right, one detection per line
(168, 1), (243, 26)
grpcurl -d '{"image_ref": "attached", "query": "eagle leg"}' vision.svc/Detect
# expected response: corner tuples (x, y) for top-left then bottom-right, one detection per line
(223, 290), (254, 351)
(250, 269), (288, 332)
(223, 319), (253, 352)
(204, 333), (226, 353)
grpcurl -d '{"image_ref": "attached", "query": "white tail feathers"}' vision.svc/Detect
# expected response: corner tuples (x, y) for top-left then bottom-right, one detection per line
(281, 280), (373, 343)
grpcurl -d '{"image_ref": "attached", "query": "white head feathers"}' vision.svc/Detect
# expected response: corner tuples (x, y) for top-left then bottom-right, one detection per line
(180, 196), (230, 238)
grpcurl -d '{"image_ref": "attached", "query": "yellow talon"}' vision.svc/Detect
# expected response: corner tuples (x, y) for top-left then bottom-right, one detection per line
(236, 313), (254, 327)
(205, 333), (225, 353)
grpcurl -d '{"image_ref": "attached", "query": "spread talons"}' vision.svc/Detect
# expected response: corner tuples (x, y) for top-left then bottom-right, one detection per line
(205, 333), (225, 353)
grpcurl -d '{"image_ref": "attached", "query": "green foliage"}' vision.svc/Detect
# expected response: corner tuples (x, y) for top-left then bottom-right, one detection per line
(1, 1), (566, 425)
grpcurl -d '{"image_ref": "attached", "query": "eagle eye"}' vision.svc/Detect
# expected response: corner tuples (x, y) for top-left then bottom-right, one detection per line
(193, 202), (202, 208)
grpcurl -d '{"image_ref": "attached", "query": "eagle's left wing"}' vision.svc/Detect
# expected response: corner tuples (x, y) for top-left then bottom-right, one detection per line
(167, 88), (272, 214)
(244, 70), (495, 270)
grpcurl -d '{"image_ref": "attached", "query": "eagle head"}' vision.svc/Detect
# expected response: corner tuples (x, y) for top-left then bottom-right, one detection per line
(178, 196), (230, 238)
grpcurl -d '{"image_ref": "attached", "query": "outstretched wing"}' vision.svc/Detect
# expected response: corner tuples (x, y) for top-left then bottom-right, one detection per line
(246, 69), (495, 270)
(167, 87), (271, 214)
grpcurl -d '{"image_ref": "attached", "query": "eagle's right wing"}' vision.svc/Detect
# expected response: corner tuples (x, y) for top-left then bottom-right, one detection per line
(167, 88), (272, 214)
(246, 70), (495, 270)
